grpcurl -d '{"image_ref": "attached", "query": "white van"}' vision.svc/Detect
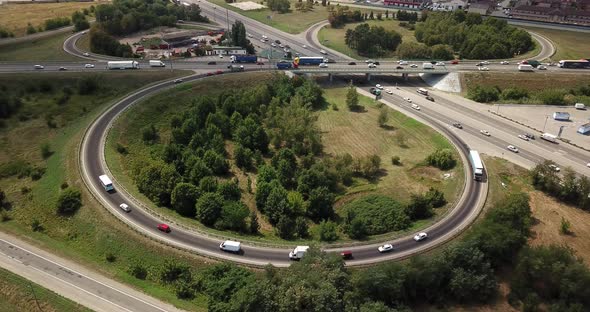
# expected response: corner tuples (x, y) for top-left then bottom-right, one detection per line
(541, 133), (558, 143)
(575, 103), (586, 110)
(220, 240), (241, 253)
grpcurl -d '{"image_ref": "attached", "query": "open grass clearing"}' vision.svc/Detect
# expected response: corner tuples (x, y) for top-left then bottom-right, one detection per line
(0, 267), (92, 312)
(0, 32), (80, 61)
(318, 19), (414, 60)
(0, 71), (215, 311)
(521, 26), (590, 61)
(106, 73), (463, 244)
(0, 1), (99, 37)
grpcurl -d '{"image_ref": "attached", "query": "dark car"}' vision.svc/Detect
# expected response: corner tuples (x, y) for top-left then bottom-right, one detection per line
(256, 61), (264, 65)
(524, 133), (535, 140)
(206, 72), (214, 76)
(58, 67), (67, 71)
(207, 61), (217, 65)
(453, 122), (463, 129)
(396, 66), (404, 69)
(215, 70), (223, 75)
(341, 250), (353, 260)
(275, 39), (281, 44)
(426, 96), (434, 101)
(348, 62), (357, 65)
(374, 61), (380, 65)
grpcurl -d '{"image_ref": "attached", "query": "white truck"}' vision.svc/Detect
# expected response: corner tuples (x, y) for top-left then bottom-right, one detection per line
(149, 60), (166, 67)
(422, 62), (434, 70)
(289, 246), (309, 260)
(219, 240), (241, 253)
(417, 88), (428, 95)
(107, 61), (139, 70)
(575, 103), (586, 110)
(518, 64), (534, 72)
(541, 133), (558, 143)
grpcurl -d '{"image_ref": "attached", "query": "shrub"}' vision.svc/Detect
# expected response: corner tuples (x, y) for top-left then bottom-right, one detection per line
(468, 86), (500, 103)
(391, 155), (401, 166)
(501, 88), (529, 101)
(31, 219), (43, 232)
(141, 125), (158, 144)
(56, 188), (82, 215)
(559, 217), (571, 235)
(116, 143), (128, 155)
(128, 263), (148, 280)
(343, 195), (410, 236)
(41, 143), (52, 159)
(60, 182), (69, 190)
(318, 220), (339, 241)
(426, 149), (456, 170)
(105, 252), (117, 263)
(29, 167), (46, 180)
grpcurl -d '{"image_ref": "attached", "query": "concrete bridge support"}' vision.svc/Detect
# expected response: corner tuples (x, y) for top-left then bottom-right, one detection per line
(366, 73), (372, 82)
(328, 73), (333, 82)
(402, 73), (409, 81)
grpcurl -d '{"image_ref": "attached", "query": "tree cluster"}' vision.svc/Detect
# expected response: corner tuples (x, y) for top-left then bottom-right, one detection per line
(72, 10), (90, 32)
(44, 17), (71, 31)
(0, 90), (22, 119)
(0, 27), (14, 38)
(328, 6), (363, 28)
(414, 11), (533, 59)
(89, 26), (133, 57)
(395, 10), (418, 22)
(230, 21), (255, 54)
(426, 148), (456, 170)
(530, 161), (590, 210)
(345, 23), (402, 57)
(468, 83), (590, 105)
(267, 0), (291, 13)
(56, 188), (82, 215)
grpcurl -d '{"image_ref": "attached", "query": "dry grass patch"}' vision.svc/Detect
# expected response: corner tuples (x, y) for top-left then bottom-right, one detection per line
(0, 2), (102, 37)
(462, 72), (590, 95)
(522, 26), (590, 61)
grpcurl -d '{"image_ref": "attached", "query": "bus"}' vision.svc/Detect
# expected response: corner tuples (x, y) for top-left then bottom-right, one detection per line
(468, 150), (484, 181)
(294, 56), (326, 66)
(99, 175), (114, 192)
(558, 60), (590, 69)
(416, 88), (428, 95)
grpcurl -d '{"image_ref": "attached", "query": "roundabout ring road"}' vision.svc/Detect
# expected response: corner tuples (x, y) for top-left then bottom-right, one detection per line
(79, 69), (488, 267)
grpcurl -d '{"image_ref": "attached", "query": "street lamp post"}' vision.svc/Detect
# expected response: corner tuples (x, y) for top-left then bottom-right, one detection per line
(213, 7), (216, 22)
(543, 115), (549, 132)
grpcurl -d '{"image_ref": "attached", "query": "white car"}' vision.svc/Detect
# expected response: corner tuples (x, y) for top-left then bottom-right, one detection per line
(119, 203), (131, 212)
(410, 64), (418, 68)
(34, 65), (44, 69)
(537, 65), (547, 70)
(84, 64), (95, 68)
(480, 130), (491, 136)
(378, 244), (394, 253)
(247, 33), (253, 38)
(479, 66), (490, 71)
(368, 63), (377, 68)
(586, 162), (590, 168)
(549, 164), (560, 172)
(399, 60), (408, 65)
(279, 44), (284, 48)
(411, 104), (421, 110)
(365, 59), (375, 64)
(500, 61), (509, 65)
(83, 52), (90, 57)
(404, 97), (412, 103)
(320, 49), (328, 55)
(507, 145), (519, 153)
(302, 44), (307, 49)
(375, 84), (383, 90)
(414, 232), (428, 241)
(219, 54), (224, 58)
(385, 89), (393, 95)
(482, 61), (490, 65)
(319, 63), (328, 68)
(518, 134), (529, 141)
(271, 43), (276, 47)
(173, 78), (183, 84)
(435, 62), (445, 66)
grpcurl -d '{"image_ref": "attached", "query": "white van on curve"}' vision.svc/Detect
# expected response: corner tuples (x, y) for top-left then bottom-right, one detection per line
(220, 240), (241, 253)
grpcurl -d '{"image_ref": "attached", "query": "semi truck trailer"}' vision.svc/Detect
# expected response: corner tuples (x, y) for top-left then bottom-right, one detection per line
(107, 61), (139, 70)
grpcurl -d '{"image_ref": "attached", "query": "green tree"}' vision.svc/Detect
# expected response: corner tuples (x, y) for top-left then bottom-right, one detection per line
(136, 162), (180, 207)
(218, 201), (249, 232)
(378, 107), (389, 127)
(307, 186), (335, 222)
(249, 210), (260, 234)
(405, 193), (433, 220)
(196, 192), (224, 226)
(217, 180), (241, 201)
(141, 124), (158, 144)
(426, 149), (456, 170)
(560, 217), (571, 235)
(171, 183), (200, 217)
(56, 188), (82, 215)
(346, 81), (359, 110)
(318, 220), (339, 241)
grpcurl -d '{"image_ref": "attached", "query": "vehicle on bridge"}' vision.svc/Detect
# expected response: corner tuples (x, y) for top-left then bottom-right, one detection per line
(469, 150), (484, 181)
(107, 61), (139, 70)
(99, 175), (114, 192)
(230, 55), (258, 63)
(149, 60), (166, 67)
(293, 56), (327, 68)
(558, 59), (590, 69)
(417, 88), (428, 95)
(422, 62), (434, 70)
(276, 61), (293, 69)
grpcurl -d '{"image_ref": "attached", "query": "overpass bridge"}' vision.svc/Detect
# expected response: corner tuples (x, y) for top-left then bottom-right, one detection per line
(290, 67), (450, 81)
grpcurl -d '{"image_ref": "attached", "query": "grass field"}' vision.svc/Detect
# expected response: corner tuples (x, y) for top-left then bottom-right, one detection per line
(318, 19), (415, 60)
(522, 26), (590, 61)
(0, 2), (100, 37)
(0, 32), (81, 61)
(0, 71), (214, 311)
(107, 74), (464, 244)
(462, 72), (590, 96)
(0, 267), (92, 312)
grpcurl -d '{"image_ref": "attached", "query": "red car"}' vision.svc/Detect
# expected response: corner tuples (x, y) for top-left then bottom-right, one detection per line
(157, 224), (171, 233)
(215, 70), (223, 75)
(206, 72), (214, 76)
(256, 61), (264, 65)
(451, 60), (459, 64)
(341, 250), (353, 259)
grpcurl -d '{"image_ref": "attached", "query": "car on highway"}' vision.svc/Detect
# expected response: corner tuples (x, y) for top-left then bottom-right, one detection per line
(410, 64), (418, 68)
(247, 33), (253, 38)
(479, 66), (490, 71)
(435, 62), (445, 66)
(302, 44), (307, 49)
(537, 65), (547, 70)
(157, 223), (171, 233)
(368, 63), (377, 68)
(219, 54), (223, 58)
(482, 61), (490, 65)
(320, 49), (328, 55)
(398, 60), (408, 65)
(319, 63), (328, 68)
(59, 67), (67, 71)
(119, 203), (131, 212)
(83, 52), (90, 57)
(275, 39), (281, 44)
(411, 104), (421, 110)
(207, 61), (217, 65)
(480, 129), (491, 136)
(341, 250), (353, 259)
(271, 42), (276, 47)
(256, 61), (264, 65)
(549, 164), (560, 172)
(518, 134), (529, 141)
(206, 72), (214, 76)
(426, 95), (434, 101)
(173, 78), (183, 84)
(375, 84), (383, 90)
(587, 162), (590, 168)
(396, 66), (404, 69)
(451, 60), (459, 64)
(279, 44), (284, 48)
(366, 59), (375, 64)
(260, 38), (265, 43)
(414, 232), (428, 241)
(452, 122), (463, 129)
(84, 64), (95, 68)
(500, 61), (510, 65)
(215, 70), (223, 75)
(348, 62), (356, 65)
(507, 145), (519, 153)
(404, 97), (412, 102)
(524, 133), (535, 140)
(385, 89), (393, 95)
(34, 65), (44, 70)
(378, 244), (394, 253)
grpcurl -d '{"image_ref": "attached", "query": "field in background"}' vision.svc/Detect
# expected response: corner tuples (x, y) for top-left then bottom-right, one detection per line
(318, 19), (415, 60)
(0, 267), (92, 312)
(462, 72), (590, 95)
(0, 2), (99, 37)
(0, 72), (213, 311)
(0, 32), (80, 61)
(523, 26), (590, 61)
